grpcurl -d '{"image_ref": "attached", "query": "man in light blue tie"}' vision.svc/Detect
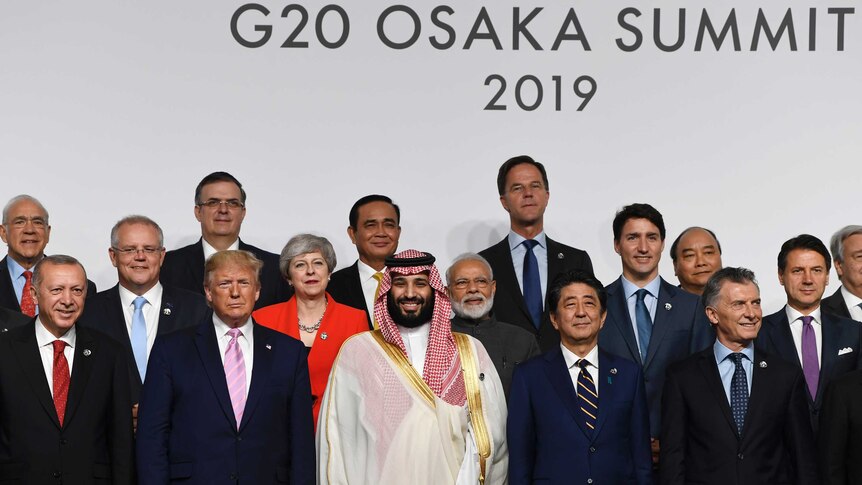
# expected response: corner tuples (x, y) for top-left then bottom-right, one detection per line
(598, 203), (713, 466)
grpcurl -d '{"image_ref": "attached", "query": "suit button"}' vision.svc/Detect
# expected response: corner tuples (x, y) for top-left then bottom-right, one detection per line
(237, 436), (243, 442)
(229, 473), (237, 480)
(60, 439), (68, 445)
(587, 479), (593, 484)
(737, 453), (744, 460)
(589, 446), (596, 453)
(53, 471), (62, 478)
(476, 329), (482, 335)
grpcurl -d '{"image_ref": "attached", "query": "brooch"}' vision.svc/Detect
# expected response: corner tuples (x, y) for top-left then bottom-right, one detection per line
(610, 368), (618, 375)
(479, 373), (485, 381)
(320, 332), (328, 341)
(759, 361), (767, 368)
(557, 253), (564, 259)
(265, 344), (272, 350)
(163, 308), (172, 316)
(664, 303), (672, 310)
(83, 349), (92, 357)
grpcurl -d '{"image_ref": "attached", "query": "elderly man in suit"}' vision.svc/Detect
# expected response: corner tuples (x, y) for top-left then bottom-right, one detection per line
(79, 215), (208, 410)
(0, 255), (134, 484)
(508, 270), (652, 485)
(327, 194), (401, 328)
(598, 203), (713, 465)
(159, 172), (291, 309)
(756, 234), (862, 434)
(479, 156), (593, 351)
(822, 225), (862, 322)
(661, 267), (817, 484)
(137, 250), (315, 484)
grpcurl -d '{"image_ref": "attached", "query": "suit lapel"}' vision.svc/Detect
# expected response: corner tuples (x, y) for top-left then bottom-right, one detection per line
(817, 314), (839, 404)
(697, 349), (738, 438)
(492, 238), (531, 324)
(606, 279), (641, 364)
(544, 348), (593, 439)
(239, 324), (273, 431)
(194, 322), (237, 430)
(765, 311), (801, 367)
(644, 279), (675, 369)
(64, 326), (97, 427)
(591, 351), (615, 440)
(742, 351), (772, 447)
(188, 240), (206, 295)
(11, 324), (60, 428)
(157, 286), (181, 335)
(0, 257), (22, 312)
(106, 286), (136, 359)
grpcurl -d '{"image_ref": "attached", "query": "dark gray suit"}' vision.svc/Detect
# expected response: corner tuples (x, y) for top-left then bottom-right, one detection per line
(821, 288), (858, 321)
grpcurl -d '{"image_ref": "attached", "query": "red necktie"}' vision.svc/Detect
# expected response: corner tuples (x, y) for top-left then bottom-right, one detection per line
(20, 271), (36, 317)
(52, 340), (70, 426)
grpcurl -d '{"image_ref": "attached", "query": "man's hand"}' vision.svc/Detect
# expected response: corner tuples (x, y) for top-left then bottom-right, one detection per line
(651, 438), (660, 465)
(132, 403), (139, 435)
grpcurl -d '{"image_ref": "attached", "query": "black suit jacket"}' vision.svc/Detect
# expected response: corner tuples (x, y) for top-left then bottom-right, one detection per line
(327, 261), (372, 327)
(0, 322), (134, 484)
(819, 369), (862, 485)
(479, 235), (593, 351)
(822, 288), (856, 321)
(660, 347), (818, 485)
(755, 307), (862, 433)
(78, 284), (209, 403)
(160, 239), (292, 310)
(0, 256), (97, 313)
(0, 306), (30, 333)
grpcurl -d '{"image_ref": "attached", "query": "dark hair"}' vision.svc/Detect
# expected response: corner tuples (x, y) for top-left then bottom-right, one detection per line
(777, 234), (832, 272)
(612, 203), (666, 242)
(669, 227), (722, 263)
(547, 270), (606, 314)
(32, 254), (87, 289)
(194, 172), (247, 205)
(702, 267), (758, 308)
(348, 194), (400, 229)
(496, 155), (549, 196)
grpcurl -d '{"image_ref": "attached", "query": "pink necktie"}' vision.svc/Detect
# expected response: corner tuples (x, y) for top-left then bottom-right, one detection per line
(224, 327), (247, 429)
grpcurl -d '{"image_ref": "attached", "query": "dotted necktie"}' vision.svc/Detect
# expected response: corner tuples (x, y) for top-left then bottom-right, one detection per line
(20, 270), (36, 317)
(52, 340), (70, 426)
(728, 353), (748, 436)
(576, 359), (598, 433)
(521, 239), (542, 329)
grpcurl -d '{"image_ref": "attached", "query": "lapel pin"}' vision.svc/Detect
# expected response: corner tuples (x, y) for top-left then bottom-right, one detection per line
(265, 344), (272, 350)
(759, 361), (767, 368)
(664, 303), (672, 310)
(557, 253), (564, 259)
(1, 328), (7, 332)
(610, 368), (618, 375)
(320, 332), (328, 340)
(83, 349), (92, 357)
(479, 373), (485, 381)
(163, 308), (171, 316)
(607, 376), (613, 384)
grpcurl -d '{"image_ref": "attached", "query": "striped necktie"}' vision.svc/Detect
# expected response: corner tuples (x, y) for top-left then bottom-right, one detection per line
(576, 358), (598, 432)
(224, 327), (247, 429)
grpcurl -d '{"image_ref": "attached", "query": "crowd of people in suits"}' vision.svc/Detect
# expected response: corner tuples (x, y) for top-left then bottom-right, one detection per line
(0, 158), (861, 484)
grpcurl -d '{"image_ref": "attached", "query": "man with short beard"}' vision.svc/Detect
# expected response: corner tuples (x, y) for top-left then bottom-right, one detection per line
(317, 250), (509, 485)
(446, 253), (539, 398)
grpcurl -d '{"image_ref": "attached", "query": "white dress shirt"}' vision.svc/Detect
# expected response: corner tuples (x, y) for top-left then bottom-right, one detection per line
(35, 318), (76, 395)
(397, 323), (430, 372)
(118, 283), (163, 359)
(561, 343), (600, 394)
(841, 286), (862, 322)
(786, 305), (823, 365)
(202, 238), (240, 261)
(213, 314), (254, 398)
(357, 260), (385, 315)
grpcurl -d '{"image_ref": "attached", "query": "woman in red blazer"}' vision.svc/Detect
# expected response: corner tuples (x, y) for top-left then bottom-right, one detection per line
(253, 234), (368, 429)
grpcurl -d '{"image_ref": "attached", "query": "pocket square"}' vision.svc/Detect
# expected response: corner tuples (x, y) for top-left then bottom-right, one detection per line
(838, 347), (854, 356)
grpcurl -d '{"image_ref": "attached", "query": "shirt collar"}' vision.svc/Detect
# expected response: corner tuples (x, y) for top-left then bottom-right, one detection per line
(6, 256), (32, 279)
(357, 259), (385, 282)
(201, 238), (240, 261)
(621, 275), (661, 300)
(841, 286), (862, 308)
(713, 339), (754, 363)
(35, 317), (77, 348)
(508, 231), (547, 251)
(118, 282), (163, 310)
(212, 313), (253, 337)
(561, 343), (599, 370)
(785, 305), (821, 326)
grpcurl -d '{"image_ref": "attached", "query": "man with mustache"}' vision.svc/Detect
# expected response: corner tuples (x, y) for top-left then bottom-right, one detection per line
(317, 250), (509, 485)
(446, 253), (539, 398)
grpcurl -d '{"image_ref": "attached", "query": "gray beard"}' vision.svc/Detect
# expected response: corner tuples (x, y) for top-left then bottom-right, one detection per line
(451, 294), (494, 321)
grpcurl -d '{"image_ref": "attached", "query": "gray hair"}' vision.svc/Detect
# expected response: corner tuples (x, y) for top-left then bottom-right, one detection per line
(445, 252), (494, 285)
(830, 225), (862, 264)
(702, 267), (758, 308)
(279, 234), (337, 277)
(110, 215), (164, 248)
(32, 254), (87, 289)
(2, 194), (49, 226)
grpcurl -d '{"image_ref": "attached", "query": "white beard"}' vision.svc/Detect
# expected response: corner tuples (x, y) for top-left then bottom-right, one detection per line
(451, 294), (494, 320)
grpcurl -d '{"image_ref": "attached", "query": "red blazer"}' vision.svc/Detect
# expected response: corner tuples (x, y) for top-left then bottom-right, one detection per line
(253, 293), (367, 428)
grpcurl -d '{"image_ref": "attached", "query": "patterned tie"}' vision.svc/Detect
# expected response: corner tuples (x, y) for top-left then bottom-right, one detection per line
(521, 240), (542, 329)
(371, 272), (384, 329)
(224, 327), (247, 429)
(635, 289), (652, 361)
(131, 296), (148, 381)
(800, 316), (819, 399)
(20, 270), (36, 317)
(576, 359), (598, 433)
(728, 353), (748, 436)
(52, 340), (70, 426)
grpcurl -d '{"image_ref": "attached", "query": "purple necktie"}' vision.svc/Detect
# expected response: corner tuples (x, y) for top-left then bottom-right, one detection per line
(224, 327), (247, 429)
(800, 316), (819, 399)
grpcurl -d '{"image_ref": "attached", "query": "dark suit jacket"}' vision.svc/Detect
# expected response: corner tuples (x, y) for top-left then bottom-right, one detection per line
(822, 288), (856, 321)
(159, 239), (292, 310)
(660, 347), (818, 485)
(599, 276), (714, 437)
(755, 307), (862, 433)
(0, 306), (30, 333)
(819, 369), (862, 485)
(78, 284), (209, 403)
(0, 322), (134, 484)
(508, 347), (652, 484)
(327, 261), (373, 328)
(136, 316), (315, 485)
(479, 235), (593, 351)
(0, 256), (97, 313)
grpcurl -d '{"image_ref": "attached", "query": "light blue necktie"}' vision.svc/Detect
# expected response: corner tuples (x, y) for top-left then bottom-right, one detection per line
(635, 289), (652, 361)
(131, 296), (148, 381)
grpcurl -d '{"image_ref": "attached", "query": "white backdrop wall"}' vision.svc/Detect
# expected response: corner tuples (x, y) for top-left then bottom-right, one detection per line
(2, 1), (859, 311)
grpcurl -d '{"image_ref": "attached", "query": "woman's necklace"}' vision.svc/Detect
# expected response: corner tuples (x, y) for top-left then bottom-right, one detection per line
(298, 299), (327, 333)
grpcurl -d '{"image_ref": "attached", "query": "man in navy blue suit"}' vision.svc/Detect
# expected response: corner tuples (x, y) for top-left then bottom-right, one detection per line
(509, 270), (652, 484)
(137, 250), (315, 484)
(598, 203), (713, 465)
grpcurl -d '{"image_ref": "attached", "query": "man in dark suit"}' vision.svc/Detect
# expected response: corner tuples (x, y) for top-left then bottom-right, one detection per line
(0, 255), (134, 484)
(509, 270), (652, 484)
(822, 225), (862, 322)
(669, 226), (723, 296)
(479, 156), (593, 351)
(79, 216), (208, 407)
(327, 194), (401, 328)
(819, 369), (862, 484)
(756, 234), (862, 434)
(0, 195), (95, 315)
(599, 203), (713, 464)
(137, 249), (315, 484)
(0, 305), (30, 332)
(661, 266), (818, 484)
(159, 171), (290, 309)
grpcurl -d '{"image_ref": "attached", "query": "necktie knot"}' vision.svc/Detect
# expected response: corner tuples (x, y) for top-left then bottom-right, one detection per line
(522, 239), (539, 250)
(576, 358), (591, 370)
(23, 270), (32, 282)
(372, 271), (383, 283)
(801, 315), (814, 327)
(227, 327), (243, 340)
(636, 288), (650, 302)
(133, 296), (147, 311)
(729, 352), (745, 366)
(52, 339), (67, 355)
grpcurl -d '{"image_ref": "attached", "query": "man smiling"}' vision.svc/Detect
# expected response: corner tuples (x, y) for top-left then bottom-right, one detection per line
(670, 227), (723, 296)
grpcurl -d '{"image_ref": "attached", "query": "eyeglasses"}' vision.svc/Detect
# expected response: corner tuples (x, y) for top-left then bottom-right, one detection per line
(9, 217), (48, 229)
(451, 278), (491, 290)
(112, 246), (164, 256)
(197, 199), (245, 210)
